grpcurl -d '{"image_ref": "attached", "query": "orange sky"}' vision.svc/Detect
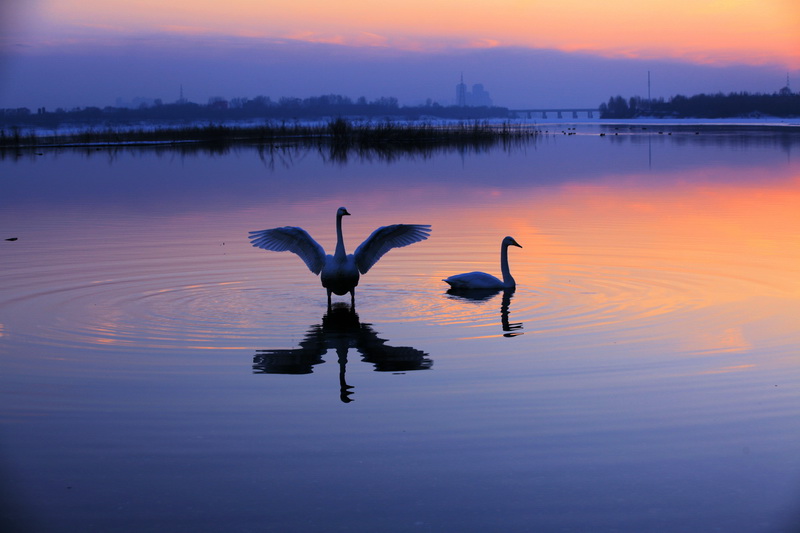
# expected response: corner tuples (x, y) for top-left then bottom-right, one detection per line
(22, 0), (800, 68)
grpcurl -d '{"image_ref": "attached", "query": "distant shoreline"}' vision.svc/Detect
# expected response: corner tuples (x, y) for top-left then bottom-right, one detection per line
(1, 117), (798, 151)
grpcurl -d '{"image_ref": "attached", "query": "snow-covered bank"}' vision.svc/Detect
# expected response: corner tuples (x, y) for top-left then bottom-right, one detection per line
(509, 116), (800, 128)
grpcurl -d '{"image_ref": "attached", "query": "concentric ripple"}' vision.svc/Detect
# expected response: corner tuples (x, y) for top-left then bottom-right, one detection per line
(1, 241), (329, 353)
(1, 229), (795, 355)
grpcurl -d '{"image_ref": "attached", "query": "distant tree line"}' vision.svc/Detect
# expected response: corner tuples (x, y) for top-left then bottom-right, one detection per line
(0, 94), (510, 128)
(600, 88), (800, 119)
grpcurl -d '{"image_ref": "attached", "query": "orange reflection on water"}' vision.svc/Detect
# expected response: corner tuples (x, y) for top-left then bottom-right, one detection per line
(691, 327), (752, 355)
(410, 167), (800, 357)
(698, 364), (757, 375)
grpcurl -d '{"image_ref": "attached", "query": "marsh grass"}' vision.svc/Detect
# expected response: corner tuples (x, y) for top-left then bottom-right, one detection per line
(0, 118), (538, 156)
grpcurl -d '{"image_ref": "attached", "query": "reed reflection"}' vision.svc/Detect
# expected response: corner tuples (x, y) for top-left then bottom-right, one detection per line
(253, 304), (432, 402)
(446, 288), (523, 337)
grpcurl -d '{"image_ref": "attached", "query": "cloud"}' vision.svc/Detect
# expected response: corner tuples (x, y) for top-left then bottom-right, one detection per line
(286, 31), (390, 48)
(0, 34), (795, 110)
(469, 39), (501, 49)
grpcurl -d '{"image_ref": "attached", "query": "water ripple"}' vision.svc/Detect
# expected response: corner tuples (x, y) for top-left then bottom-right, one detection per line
(1, 240), (792, 353)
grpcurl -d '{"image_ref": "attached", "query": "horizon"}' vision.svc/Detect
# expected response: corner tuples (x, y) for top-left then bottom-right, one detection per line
(1, 1), (798, 110)
(4, 82), (798, 116)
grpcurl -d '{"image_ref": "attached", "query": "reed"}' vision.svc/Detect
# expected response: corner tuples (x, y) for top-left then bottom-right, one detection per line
(0, 118), (538, 151)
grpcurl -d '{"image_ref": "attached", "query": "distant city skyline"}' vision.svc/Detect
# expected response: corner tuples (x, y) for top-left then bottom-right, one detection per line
(456, 75), (493, 107)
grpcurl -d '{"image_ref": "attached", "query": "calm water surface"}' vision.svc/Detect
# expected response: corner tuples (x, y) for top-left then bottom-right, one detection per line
(2, 127), (800, 532)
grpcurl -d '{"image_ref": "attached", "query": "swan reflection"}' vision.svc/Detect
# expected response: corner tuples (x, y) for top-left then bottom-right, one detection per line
(446, 288), (523, 337)
(253, 304), (432, 402)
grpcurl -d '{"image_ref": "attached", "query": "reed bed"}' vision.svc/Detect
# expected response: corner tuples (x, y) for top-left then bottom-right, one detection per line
(0, 118), (539, 151)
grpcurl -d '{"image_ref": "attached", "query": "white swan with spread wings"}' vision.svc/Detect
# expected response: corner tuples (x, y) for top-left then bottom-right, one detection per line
(249, 207), (431, 307)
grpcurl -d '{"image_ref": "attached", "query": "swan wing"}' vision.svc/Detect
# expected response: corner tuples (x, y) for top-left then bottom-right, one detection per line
(443, 272), (504, 290)
(354, 224), (431, 274)
(248, 226), (326, 275)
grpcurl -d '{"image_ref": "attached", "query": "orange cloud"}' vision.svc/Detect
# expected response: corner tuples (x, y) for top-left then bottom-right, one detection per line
(285, 31), (390, 48)
(30, 0), (800, 67)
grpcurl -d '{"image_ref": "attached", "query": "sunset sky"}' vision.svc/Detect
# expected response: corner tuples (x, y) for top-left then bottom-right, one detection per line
(1, 0), (798, 109)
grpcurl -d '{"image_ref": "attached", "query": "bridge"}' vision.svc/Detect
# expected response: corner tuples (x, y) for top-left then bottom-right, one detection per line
(510, 108), (598, 119)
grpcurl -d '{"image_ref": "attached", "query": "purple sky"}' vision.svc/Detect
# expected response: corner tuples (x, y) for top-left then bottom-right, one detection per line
(0, 34), (795, 111)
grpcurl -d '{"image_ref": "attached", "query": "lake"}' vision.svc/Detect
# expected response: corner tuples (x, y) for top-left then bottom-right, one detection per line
(2, 123), (800, 532)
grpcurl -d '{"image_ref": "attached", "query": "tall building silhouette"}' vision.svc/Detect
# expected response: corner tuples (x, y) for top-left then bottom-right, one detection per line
(455, 75), (493, 107)
(469, 84), (492, 107)
(456, 74), (467, 107)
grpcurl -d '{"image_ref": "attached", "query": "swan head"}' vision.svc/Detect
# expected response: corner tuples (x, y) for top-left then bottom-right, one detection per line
(337, 207), (351, 218)
(503, 236), (522, 248)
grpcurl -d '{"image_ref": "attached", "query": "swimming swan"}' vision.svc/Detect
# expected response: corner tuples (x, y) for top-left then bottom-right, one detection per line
(443, 236), (522, 290)
(249, 207), (431, 307)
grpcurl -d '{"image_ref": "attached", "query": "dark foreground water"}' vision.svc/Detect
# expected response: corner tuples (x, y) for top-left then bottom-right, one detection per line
(2, 125), (800, 532)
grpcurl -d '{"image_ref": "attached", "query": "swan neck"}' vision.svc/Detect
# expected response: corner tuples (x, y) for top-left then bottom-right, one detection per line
(500, 243), (515, 287)
(335, 213), (346, 256)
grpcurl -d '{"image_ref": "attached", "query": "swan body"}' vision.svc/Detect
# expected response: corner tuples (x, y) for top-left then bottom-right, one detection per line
(443, 236), (522, 290)
(249, 207), (431, 307)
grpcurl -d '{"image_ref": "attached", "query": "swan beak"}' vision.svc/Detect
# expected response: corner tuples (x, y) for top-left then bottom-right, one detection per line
(342, 209), (351, 216)
(513, 240), (522, 248)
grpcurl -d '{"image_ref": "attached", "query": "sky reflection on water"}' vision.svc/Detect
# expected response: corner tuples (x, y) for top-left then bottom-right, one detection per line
(2, 129), (800, 532)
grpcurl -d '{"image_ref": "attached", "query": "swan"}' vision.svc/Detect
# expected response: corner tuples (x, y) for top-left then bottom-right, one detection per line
(443, 236), (522, 290)
(249, 207), (431, 307)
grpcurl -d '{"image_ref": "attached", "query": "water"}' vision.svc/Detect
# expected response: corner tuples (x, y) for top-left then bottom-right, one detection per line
(2, 127), (800, 532)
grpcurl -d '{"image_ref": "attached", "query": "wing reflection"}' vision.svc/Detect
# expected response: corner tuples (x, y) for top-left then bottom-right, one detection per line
(445, 288), (523, 337)
(253, 304), (432, 402)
